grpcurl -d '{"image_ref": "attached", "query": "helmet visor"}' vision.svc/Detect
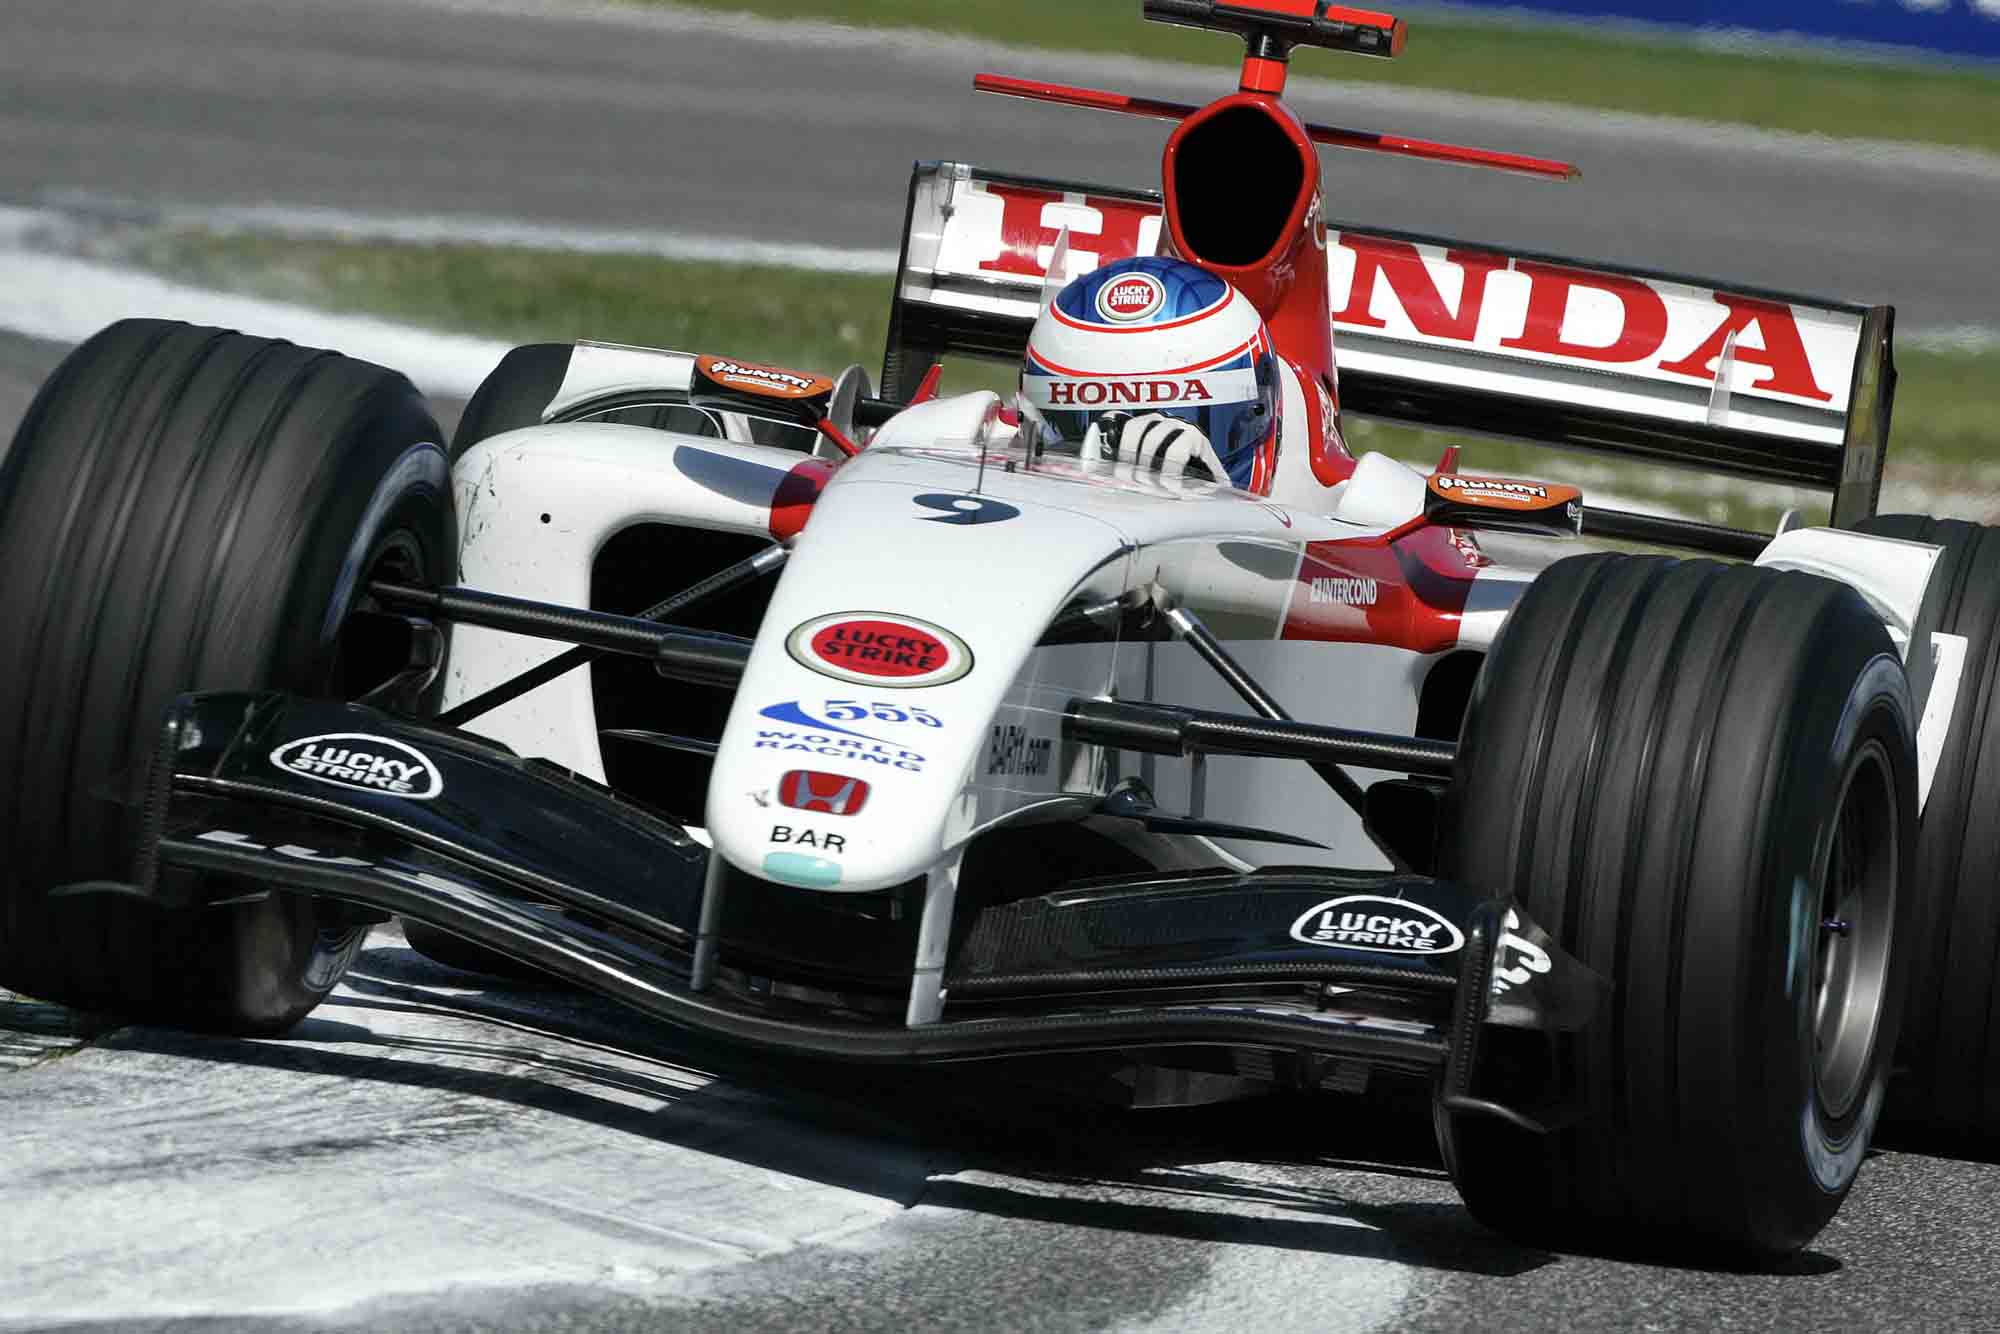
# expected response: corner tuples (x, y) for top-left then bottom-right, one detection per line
(1031, 366), (1278, 489)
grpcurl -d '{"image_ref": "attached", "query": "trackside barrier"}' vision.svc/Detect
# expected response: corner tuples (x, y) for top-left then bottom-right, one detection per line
(1437, 1), (2000, 63)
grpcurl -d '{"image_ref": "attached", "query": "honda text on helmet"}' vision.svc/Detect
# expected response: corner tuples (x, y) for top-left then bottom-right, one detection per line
(1021, 257), (1281, 491)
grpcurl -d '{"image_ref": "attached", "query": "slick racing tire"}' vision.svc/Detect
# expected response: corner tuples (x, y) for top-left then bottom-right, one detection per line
(1437, 553), (1917, 1260)
(1855, 515), (2000, 1142)
(0, 319), (454, 1035)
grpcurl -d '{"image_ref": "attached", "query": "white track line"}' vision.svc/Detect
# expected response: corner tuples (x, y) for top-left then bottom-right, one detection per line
(0, 222), (508, 400)
(36, 192), (902, 276)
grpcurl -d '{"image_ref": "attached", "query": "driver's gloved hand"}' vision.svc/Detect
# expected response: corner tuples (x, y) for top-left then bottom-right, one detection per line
(1081, 412), (1226, 483)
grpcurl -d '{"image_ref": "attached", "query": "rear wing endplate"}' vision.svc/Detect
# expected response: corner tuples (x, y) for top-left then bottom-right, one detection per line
(884, 162), (1895, 526)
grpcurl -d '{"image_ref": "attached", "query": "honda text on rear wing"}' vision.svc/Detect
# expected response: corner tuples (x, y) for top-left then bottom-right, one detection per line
(882, 162), (1895, 541)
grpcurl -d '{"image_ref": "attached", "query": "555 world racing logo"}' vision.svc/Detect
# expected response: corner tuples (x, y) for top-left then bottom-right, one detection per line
(752, 698), (944, 774)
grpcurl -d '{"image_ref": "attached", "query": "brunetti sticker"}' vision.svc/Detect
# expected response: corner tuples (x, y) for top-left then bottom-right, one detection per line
(1428, 474), (1581, 512)
(694, 355), (834, 401)
(785, 612), (973, 689)
(1289, 895), (1465, 955)
(269, 733), (443, 800)
(1096, 272), (1166, 323)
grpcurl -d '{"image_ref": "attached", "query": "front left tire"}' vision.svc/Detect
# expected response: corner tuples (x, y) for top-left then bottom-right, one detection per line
(1437, 552), (1917, 1260)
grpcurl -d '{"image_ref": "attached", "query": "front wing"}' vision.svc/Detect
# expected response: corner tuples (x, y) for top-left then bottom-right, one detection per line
(133, 692), (1601, 1120)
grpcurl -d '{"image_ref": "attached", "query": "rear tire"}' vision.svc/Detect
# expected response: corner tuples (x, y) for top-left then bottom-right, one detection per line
(1438, 553), (1916, 1259)
(0, 320), (454, 1034)
(1856, 515), (2000, 1142)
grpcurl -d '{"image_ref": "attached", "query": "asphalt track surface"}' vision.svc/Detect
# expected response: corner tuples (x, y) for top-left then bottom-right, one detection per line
(0, 0), (1996, 334)
(6, 2), (2000, 1329)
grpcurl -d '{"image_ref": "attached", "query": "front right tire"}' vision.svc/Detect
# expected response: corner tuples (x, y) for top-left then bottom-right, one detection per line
(0, 319), (454, 1034)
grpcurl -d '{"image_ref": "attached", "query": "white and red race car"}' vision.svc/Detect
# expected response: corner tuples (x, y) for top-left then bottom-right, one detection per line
(2, 0), (1992, 1263)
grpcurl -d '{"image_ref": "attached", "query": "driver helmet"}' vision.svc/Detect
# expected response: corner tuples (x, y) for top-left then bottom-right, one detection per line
(1021, 256), (1281, 490)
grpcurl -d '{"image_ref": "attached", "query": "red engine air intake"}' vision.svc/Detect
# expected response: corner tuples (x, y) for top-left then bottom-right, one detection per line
(1162, 92), (1333, 387)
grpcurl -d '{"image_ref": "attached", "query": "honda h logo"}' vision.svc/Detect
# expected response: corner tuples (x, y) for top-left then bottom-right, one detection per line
(779, 770), (870, 816)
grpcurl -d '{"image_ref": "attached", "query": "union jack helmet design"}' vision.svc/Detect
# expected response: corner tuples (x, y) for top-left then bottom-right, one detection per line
(1021, 256), (1281, 491)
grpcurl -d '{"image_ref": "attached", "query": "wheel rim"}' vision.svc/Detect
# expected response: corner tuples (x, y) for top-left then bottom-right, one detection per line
(329, 530), (431, 701)
(313, 441), (449, 701)
(1810, 737), (1897, 1121)
(305, 448), (448, 982)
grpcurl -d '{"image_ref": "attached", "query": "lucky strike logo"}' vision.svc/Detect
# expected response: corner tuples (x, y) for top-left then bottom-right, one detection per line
(269, 733), (443, 800)
(785, 612), (973, 689)
(696, 355), (833, 400)
(1289, 895), (1465, 956)
(1096, 272), (1165, 322)
(1045, 378), (1214, 408)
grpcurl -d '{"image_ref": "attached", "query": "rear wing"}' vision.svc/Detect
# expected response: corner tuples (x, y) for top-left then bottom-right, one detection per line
(883, 162), (1896, 529)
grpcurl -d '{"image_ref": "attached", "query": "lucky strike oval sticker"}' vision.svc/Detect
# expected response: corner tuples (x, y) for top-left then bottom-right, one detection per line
(1288, 895), (1465, 956)
(1097, 272), (1166, 323)
(786, 612), (973, 689)
(268, 732), (444, 800)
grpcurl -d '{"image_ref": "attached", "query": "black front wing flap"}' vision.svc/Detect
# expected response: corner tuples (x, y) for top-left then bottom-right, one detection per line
(133, 692), (1604, 1100)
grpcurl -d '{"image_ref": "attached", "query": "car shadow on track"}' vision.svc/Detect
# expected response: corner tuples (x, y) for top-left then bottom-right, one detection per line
(32, 937), (1564, 1280)
(1874, 1120), (2000, 1168)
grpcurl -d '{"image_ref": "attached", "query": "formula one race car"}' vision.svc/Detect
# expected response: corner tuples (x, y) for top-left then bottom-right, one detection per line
(3, 1), (1996, 1262)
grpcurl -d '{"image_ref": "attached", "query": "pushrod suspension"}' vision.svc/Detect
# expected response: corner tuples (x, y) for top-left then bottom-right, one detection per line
(369, 581), (753, 695)
(1160, 604), (1432, 869)
(1065, 698), (1455, 776)
(377, 545), (782, 727)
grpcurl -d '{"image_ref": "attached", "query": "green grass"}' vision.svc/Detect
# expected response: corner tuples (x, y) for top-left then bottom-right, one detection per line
(639, 0), (2000, 154)
(138, 231), (893, 376)
(132, 229), (2000, 526)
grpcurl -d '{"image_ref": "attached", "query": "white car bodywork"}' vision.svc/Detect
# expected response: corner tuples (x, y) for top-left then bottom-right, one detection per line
(441, 343), (1950, 914)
